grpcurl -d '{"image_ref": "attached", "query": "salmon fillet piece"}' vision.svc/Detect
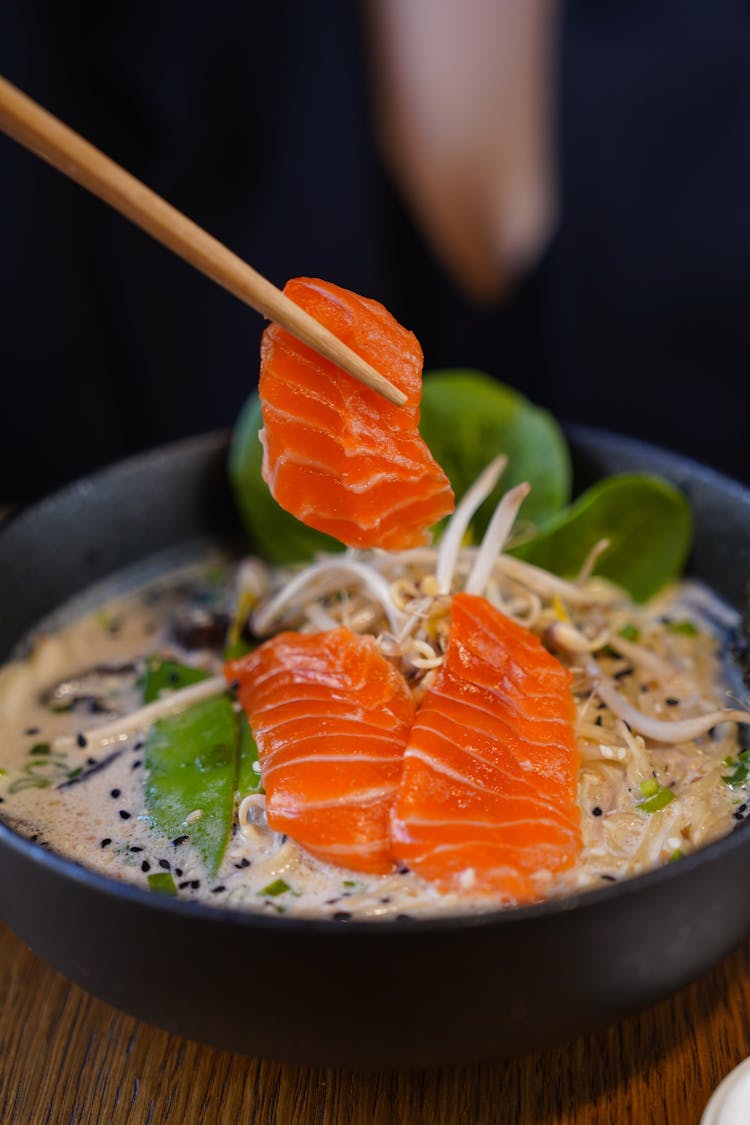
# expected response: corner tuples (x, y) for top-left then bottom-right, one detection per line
(227, 628), (416, 874)
(259, 277), (454, 549)
(391, 593), (582, 901)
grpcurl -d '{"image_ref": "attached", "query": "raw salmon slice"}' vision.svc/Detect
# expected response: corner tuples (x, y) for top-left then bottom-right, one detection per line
(259, 277), (454, 549)
(227, 627), (416, 874)
(392, 593), (582, 901)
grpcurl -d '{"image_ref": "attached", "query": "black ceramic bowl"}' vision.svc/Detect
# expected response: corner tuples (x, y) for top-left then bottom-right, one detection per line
(1, 428), (749, 1068)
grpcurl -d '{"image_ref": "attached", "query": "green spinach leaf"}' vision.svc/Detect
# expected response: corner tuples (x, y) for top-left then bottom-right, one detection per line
(511, 474), (692, 602)
(419, 370), (571, 538)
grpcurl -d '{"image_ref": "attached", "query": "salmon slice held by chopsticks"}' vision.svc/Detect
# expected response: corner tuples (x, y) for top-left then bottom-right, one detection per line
(258, 277), (454, 550)
(391, 593), (582, 902)
(227, 628), (416, 874)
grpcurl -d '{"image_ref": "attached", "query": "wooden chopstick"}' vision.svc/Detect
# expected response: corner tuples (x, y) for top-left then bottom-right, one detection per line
(0, 76), (407, 407)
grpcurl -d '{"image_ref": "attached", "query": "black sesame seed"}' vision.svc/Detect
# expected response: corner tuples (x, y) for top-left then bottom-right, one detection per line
(395, 913), (413, 921)
(119, 810), (131, 820)
(100, 838), (112, 848)
(110, 788), (121, 799)
(397, 865), (410, 875)
(132, 760), (142, 770)
(332, 911), (352, 921)
(76, 733), (88, 748)
(175, 868), (183, 877)
(229, 679), (239, 692)
(734, 811), (745, 821)
(380, 896), (392, 904)
(325, 897), (341, 905)
(129, 846), (143, 853)
(24, 727), (40, 736)
(178, 881), (191, 890)
(665, 698), (680, 707)
(159, 859), (171, 871)
(592, 807), (603, 817)
(739, 805), (747, 814)
(211, 885), (226, 894)
(613, 667), (633, 681)
(171, 835), (189, 846)
(87, 757), (97, 766)
(234, 857), (250, 869)
(600, 874), (616, 882)
(640, 684), (650, 693)
(133, 740), (144, 752)
(0, 797), (4, 804)
(191, 880), (200, 890)
(30, 834), (39, 843)
(595, 715), (603, 727)
(141, 861), (151, 873)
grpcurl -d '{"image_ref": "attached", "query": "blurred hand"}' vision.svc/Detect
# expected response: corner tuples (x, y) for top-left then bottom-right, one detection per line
(368, 0), (558, 301)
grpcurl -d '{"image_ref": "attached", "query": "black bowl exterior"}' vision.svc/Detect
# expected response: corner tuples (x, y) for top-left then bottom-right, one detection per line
(1, 428), (750, 1067)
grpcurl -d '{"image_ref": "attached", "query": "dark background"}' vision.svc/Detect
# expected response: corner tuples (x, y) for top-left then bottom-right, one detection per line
(2, 1), (749, 502)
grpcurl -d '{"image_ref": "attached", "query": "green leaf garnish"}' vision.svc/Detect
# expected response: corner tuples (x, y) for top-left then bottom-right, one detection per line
(147, 872), (178, 896)
(512, 474), (692, 603)
(419, 370), (571, 538)
(722, 750), (750, 788)
(259, 878), (291, 897)
(9, 776), (51, 794)
(618, 624), (641, 642)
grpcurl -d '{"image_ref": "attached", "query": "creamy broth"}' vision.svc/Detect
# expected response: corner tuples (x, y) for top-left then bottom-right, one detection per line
(0, 553), (748, 919)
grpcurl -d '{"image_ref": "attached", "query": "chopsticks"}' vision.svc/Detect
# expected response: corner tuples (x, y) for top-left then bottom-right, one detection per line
(0, 76), (407, 407)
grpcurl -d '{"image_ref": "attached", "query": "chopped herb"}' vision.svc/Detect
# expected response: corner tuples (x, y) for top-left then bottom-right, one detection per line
(342, 880), (357, 887)
(722, 750), (750, 788)
(147, 872), (177, 896)
(666, 619), (699, 637)
(259, 878), (291, 897)
(0, 768), (6, 777)
(618, 624), (641, 642)
(640, 778), (660, 798)
(66, 767), (83, 781)
(28, 742), (51, 756)
(668, 849), (684, 863)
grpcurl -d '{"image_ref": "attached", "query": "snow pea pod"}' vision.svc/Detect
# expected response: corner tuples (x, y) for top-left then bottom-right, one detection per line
(142, 657), (239, 877)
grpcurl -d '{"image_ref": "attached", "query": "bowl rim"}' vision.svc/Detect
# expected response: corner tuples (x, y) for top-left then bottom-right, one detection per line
(1, 424), (749, 935)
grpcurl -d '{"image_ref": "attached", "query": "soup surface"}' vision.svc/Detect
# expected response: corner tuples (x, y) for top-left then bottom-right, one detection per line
(0, 546), (747, 920)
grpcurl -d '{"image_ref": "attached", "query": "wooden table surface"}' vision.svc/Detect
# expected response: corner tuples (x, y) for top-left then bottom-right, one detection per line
(1, 923), (748, 1124)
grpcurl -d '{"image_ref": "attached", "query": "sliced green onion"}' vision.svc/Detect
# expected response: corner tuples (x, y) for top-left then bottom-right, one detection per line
(666, 620), (699, 637)
(618, 623), (641, 642)
(28, 742), (51, 756)
(640, 778), (660, 798)
(147, 872), (177, 896)
(668, 848), (684, 863)
(638, 786), (675, 813)
(259, 878), (291, 897)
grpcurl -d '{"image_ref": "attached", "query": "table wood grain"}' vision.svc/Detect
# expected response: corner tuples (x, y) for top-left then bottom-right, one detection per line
(1, 923), (748, 1124)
